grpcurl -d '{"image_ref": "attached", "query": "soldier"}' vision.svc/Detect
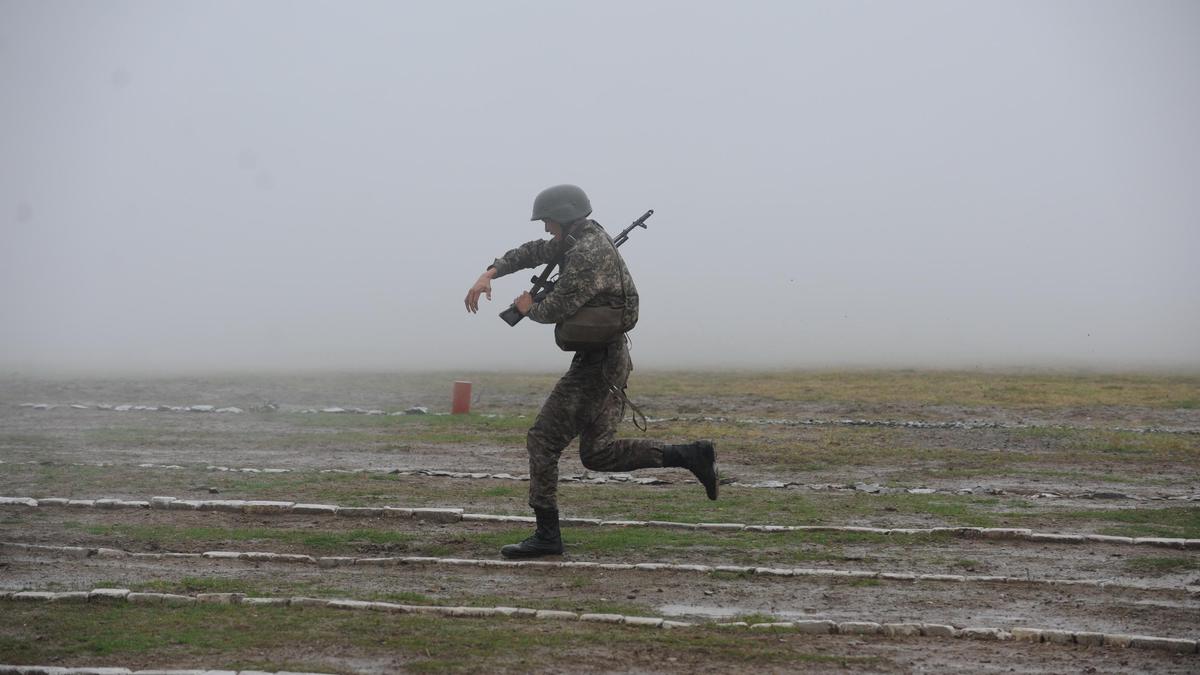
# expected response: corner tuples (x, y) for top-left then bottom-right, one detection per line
(464, 184), (718, 558)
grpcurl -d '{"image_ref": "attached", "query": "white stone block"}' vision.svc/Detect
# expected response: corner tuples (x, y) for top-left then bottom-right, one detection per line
(160, 593), (194, 606)
(13, 591), (57, 601)
(917, 574), (965, 582)
(336, 507), (384, 517)
(327, 599), (375, 610)
(241, 597), (289, 606)
(198, 500), (246, 512)
(838, 621), (881, 635)
(0, 497), (38, 507)
(242, 500), (295, 514)
(1010, 627), (1043, 642)
(1133, 537), (1187, 549)
(645, 521), (697, 530)
(750, 622), (794, 630)
(1129, 636), (1196, 653)
(241, 552), (314, 564)
(753, 567), (794, 576)
(293, 504), (338, 515)
(410, 508), (463, 523)
(882, 622), (921, 637)
(196, 593), (244, 604)
(149, 496), (176, 509)
(1104, 633), (1135, 648)
(793, 620), (835, 634)
(958, 626), (1007, 641)
(623, 616), (664, 627)
(290, 596), (330, 607)
(579, 613), (624, 624)
(89, 588), (131, 601)
(1083, 534), (1133, 545)
(1041, 629), (1074, 644)
(920, 623), (956, 637)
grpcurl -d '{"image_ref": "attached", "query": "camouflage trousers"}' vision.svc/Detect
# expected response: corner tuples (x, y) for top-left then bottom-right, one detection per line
(526, 338), (664, 511)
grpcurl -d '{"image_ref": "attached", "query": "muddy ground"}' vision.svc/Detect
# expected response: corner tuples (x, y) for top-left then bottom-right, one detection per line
(1, 372), (1197, 673)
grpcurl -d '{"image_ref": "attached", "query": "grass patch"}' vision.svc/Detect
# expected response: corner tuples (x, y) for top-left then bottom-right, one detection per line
(1122, 556), (1200, 576)
(81, 523), (420, 553)
(0, 602), (888, 672)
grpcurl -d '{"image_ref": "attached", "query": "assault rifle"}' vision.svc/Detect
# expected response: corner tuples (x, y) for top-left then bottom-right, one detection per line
(499, 209), (653, 326)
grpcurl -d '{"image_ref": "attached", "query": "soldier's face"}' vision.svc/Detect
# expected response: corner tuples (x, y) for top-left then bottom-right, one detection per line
(543, 219), (563, 240)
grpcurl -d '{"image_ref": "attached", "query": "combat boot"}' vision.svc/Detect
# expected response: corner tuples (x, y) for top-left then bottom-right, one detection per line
(663, 440), (719, 500)
(500, 507), (564, 559)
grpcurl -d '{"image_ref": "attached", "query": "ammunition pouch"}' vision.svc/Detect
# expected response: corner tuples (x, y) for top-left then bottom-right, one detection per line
(554, 305), (634, 352)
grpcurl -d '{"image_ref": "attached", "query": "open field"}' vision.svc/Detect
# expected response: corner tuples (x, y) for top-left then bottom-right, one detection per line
(1, 370), (1198, 673)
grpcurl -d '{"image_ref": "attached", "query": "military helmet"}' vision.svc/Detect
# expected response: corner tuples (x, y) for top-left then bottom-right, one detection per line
(530, 184), (592, 224)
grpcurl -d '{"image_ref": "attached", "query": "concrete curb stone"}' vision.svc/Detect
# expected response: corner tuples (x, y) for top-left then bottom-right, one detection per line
(793, 620), (836, 634)
(1010, 627), (1043, 642)
(1041, 629), (1074, 645)
(838, 622), (882, 635)
(292, 504), (338, 515)
(579, 613), (624, 624)
(882, 623), (922, 637)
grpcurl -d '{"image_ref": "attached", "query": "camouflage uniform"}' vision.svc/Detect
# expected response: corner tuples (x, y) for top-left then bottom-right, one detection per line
(491, 220), (664, 511)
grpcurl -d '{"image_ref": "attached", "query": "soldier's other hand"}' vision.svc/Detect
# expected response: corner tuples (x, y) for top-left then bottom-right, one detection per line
(465, 273), (493, 313)
(514, 291), (534, 316)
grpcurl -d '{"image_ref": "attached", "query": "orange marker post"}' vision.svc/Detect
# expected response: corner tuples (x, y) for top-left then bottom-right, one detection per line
(452, 381), (472, 415)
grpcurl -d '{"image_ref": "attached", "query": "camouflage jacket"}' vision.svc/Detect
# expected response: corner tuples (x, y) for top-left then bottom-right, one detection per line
(490, 220), (640, 328)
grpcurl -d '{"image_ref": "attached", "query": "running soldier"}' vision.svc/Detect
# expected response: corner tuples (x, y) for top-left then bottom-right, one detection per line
(464, 184), (718, 558)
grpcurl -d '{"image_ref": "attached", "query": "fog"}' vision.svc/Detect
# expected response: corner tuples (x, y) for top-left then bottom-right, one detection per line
(2, 0), (1198, 374)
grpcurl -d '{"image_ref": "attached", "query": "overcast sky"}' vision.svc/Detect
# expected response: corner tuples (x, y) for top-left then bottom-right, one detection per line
(2, 0), (1197, 374)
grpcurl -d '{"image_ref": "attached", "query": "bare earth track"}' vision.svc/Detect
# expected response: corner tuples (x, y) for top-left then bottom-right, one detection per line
(1, 371), (1197, 673)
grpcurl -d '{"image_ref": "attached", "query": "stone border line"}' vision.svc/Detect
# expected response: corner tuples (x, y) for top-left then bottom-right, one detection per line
(2, 588), (1196, 655)
(3, 543), (1195, 596)
(0, 662), (328, 667)
(3, 495), (1196, 551)
(15, 402), (1199, 435)
(5, 459), (1197, 502)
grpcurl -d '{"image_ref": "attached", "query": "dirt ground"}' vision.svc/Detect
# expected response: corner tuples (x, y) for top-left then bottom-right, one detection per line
(1, 372), (1197, 673)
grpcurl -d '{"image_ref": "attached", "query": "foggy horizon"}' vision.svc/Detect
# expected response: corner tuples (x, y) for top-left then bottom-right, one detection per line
(3, 1), (1198, 375)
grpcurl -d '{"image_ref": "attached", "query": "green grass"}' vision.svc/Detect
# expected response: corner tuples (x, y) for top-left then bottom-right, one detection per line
(629, 370), (1200, 409)
(1064, 507), (1200, 539)
(78, 523), (422, 553)
(1122, 556), (1200, 576)
(0, 602), (888, 673)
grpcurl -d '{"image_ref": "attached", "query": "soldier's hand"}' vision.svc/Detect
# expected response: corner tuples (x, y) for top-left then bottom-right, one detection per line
(513, 291), (534, 316)
(465, 270), (495, 314)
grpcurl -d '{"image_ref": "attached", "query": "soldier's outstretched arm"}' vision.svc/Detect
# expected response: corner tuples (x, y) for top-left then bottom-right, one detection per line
(465, 267), (497, 314)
